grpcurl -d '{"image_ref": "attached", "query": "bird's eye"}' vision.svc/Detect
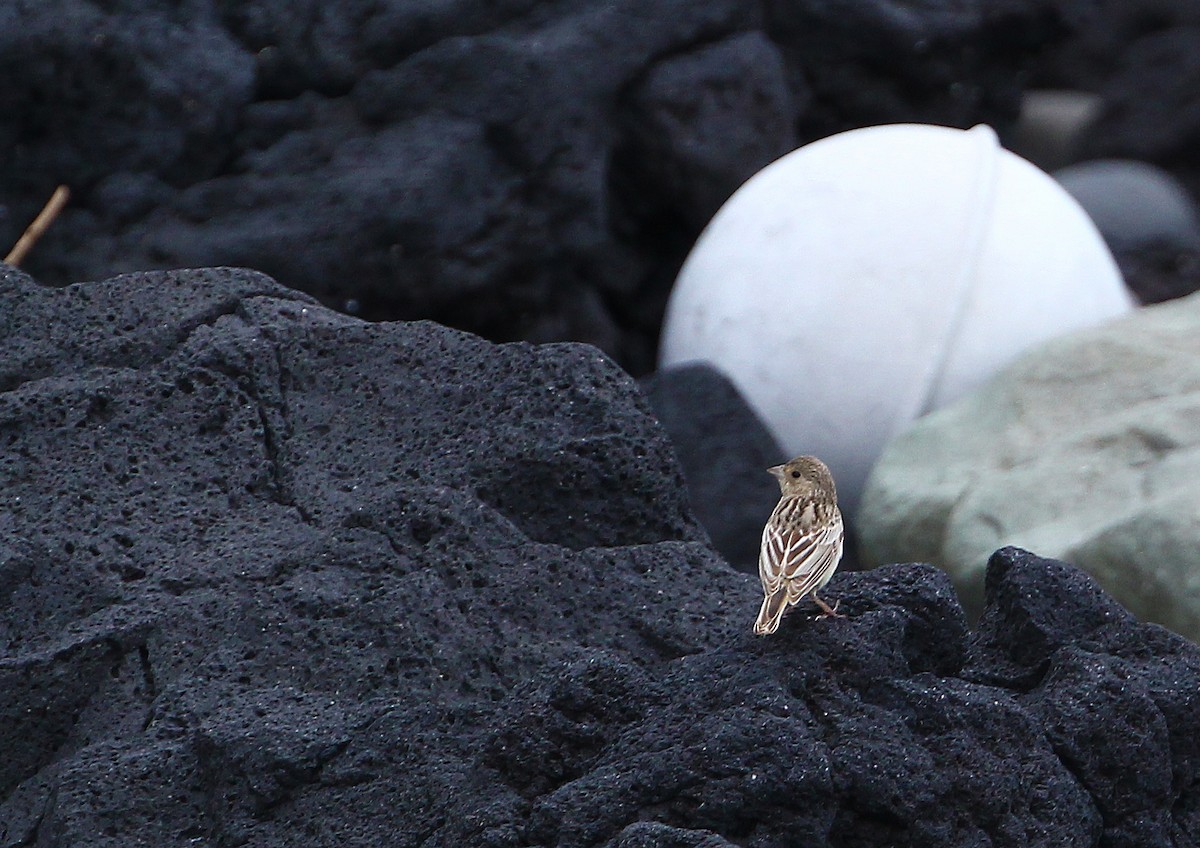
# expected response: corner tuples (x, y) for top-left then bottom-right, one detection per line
(790, 470), (801, 479)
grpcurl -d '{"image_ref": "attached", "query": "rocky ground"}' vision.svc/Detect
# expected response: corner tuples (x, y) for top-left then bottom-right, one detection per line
(1, 268), (1197, 847)
(5, 3), (1200, 843)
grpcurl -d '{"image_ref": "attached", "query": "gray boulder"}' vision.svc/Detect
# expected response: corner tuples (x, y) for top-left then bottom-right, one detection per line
(1055, 159), (1200, 255)
(859, 291), (1200, 638)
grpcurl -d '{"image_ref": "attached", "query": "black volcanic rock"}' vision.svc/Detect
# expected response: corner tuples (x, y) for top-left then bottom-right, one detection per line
(1029, 2), (1200, 236)
(0, 265), (730, 844)
(763, 0), (1067, 140)
(639, 363), (784, 574)
(965, 546), (1142, 689)
(966, 548), (1200, 847)
(493, 562), (1101, 848)
(1117, 240), (1200, 305)
(609, 31), (801, 239)
(1, 0), (1083, 374)
(610, 822), (736, 847)
(1078, 28), (1200, 169)
(1032, 0), (1200, 93)
(2, 269), (1199, 847)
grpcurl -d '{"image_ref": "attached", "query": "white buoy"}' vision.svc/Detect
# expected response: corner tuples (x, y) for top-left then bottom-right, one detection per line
(659, 123), (1135, 514)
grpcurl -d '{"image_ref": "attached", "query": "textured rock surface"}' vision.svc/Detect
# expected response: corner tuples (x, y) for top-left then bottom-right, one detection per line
(3, 269), (1199, 846)
(639, 363), (785, 574)
(965, 548), (1200, 848)
(859, 291), (1200, 639)
(0, 0), (1079, 373)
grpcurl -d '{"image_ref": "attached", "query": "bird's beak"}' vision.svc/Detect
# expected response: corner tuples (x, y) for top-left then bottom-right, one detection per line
(767, 464), (785, 480)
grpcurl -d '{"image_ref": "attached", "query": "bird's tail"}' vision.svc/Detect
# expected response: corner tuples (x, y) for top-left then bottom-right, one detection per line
(754, 590), (789, 635)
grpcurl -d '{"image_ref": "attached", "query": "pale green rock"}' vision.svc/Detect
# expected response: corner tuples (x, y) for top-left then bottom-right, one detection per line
(859, 291), (1200, 639)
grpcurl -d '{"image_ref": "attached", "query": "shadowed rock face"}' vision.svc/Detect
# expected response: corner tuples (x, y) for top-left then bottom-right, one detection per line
(0, 0), (1075, 373)
(639, 363), (785, 575)
(2, 269), (1198, 847)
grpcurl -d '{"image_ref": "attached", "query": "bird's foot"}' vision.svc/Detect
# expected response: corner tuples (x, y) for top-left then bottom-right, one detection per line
(813, 594), (844, 619)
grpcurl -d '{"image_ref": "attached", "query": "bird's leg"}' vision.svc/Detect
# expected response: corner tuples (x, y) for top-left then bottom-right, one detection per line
(812, 592), (844, 619)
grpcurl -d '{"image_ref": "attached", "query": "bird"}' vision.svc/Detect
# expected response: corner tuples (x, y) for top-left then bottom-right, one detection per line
(753, 455), (845, 635)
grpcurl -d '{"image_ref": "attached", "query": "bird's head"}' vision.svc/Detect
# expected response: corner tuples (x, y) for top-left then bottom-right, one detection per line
(768, 455), (837, 501)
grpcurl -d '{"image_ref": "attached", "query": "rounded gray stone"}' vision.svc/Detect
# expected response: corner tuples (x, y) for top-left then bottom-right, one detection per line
(1055, 158), (1200, 253)
(860, 291), (1200, 639)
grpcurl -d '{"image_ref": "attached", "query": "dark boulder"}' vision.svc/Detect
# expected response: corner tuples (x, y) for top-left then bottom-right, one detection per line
(639, 363), (784, 574)
(2, 269), (1197, 847)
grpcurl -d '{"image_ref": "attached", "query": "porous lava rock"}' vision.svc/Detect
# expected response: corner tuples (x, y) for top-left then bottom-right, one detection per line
(2, 269), (1198, 847)
(1, 0), (1081, 374)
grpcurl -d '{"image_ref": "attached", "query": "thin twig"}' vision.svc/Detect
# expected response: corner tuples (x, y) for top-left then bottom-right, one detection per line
(5, 185), (70, 266)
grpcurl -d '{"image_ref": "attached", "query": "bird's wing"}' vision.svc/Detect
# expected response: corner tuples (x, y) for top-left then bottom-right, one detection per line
(758, 519), (789, 594)
(760, 509), (844, 600)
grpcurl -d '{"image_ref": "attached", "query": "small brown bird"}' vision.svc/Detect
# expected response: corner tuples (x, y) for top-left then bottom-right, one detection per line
(753, 455), (845, 635)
